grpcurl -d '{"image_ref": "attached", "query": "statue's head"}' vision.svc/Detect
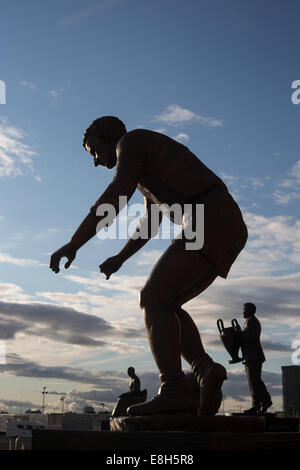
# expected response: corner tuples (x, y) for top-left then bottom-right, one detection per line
(127, 366), (135, 377)
(82, 116), (127, 169)
(242, 303), (256, 318)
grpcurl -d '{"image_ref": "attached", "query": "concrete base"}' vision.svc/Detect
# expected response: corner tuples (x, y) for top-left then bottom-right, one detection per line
(110, 414), (265, 433)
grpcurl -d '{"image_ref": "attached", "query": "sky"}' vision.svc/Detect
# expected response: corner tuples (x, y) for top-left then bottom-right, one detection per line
(0, 0), (300, 414)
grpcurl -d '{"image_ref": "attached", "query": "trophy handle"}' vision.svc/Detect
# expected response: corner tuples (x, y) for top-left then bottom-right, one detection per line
(231, 318), (240, 330)
(217, 319), (224, 334)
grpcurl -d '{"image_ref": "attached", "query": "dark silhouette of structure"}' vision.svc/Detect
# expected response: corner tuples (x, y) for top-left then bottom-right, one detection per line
(238, 303), (272, 415)
(282, 365), (300, 416)
(50, 116), (248, 416)
(111, 367), (147, 417)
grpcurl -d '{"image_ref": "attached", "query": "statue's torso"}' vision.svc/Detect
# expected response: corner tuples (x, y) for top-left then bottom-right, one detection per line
(129, 129), (227, 209)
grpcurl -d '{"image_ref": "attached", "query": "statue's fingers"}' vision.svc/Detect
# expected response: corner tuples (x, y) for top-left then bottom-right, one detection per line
(50, 255), (59, 272)
(64, 257), (73, 269)
(49, 255), (55, 269)
(99, 263), (106, 272)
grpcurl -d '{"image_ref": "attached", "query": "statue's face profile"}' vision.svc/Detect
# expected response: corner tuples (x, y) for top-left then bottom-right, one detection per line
(85, 133), (117, 169)
(242, 304), (252, 318)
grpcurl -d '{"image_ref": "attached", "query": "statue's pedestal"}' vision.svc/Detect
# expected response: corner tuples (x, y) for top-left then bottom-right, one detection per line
(110, 414), (265, 433)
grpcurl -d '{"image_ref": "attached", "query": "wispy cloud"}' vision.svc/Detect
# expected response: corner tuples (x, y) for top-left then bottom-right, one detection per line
(154, 104), (223, 127)
(19, 80), (37, 91)
(273, 160), (300, 205)
(0, 283), (33, 303)
(0, 252), (44, 267)
(272, 190), (300, 205)
(220, 172), (271, 192)
(59, 0), (125, 27)
(220, 172), (238, 186)
(48, 90), (59, 102)
(0, 120), (37, 178)
(172, 132), (189, 143)
(153, 128), (167, 134)
(135, 249), (162, 266)
(249, 177), (268, 190)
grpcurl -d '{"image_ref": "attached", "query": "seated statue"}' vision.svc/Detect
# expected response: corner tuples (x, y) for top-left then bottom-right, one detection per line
(111, 367), (147, 417)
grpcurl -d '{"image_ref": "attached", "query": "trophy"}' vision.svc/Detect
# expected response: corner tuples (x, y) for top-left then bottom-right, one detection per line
(217, 318), (244, 364)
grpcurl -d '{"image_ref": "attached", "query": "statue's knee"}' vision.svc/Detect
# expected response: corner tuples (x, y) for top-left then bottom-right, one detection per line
(140, 284), (166, 312)
(140, 284), (175, 313)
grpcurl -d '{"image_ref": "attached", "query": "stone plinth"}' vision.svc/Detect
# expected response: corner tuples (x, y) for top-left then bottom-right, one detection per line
(110, 414), (265, 433)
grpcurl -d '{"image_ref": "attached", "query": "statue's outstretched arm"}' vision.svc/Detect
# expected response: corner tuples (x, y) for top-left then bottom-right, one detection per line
(118, 197), (163, 263)
(99, 198), (162, 280)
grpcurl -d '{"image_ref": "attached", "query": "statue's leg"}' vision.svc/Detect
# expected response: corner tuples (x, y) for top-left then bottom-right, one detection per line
(127, 242), (224, 416)
(244, 361), (262, 414)
(173, 267), (226, 415)
(174, 263), (218, 372)
(254, 363), (272, 412)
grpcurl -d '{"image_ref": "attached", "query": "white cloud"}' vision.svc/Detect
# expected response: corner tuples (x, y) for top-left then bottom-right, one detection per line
(0, 121), (37, 178)
(154, 104), (223, 127)
(216, 211), (300, 281)
(242, 212), (300, 268)
(220, 173), (271, 193)
(249, 177), (266, 190)
(0, 252), (44, 267)
(273, 190), (300, 205)
(66, 273), (146, 296)
(172, 132), (189, 143)
(220, 172), (238, 186)
(0, 283), (33, 303)
(153, 128), (167, 133)
(135, 249), (162, 266)
(273, 160), (300, 205)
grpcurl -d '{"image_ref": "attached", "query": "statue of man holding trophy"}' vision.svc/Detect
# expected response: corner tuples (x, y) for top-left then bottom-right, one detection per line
(218, 302), (272, 415)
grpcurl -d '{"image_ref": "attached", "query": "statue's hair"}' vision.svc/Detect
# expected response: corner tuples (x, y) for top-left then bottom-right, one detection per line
(82, 116), (127, 149)
(244, 303), (256, 315)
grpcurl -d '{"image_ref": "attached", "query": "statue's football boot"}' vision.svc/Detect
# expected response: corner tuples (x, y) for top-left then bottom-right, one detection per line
(127, 372), (199, 416)
(193, 361), (227, 416)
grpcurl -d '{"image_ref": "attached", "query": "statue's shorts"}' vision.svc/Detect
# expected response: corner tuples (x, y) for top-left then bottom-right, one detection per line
(172, 187), (248, 279)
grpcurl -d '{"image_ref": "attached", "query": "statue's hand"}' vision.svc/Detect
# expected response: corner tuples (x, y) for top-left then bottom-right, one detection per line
(99, 255), (123, 280)
(235, 324), (242, 336)
(49, 242), (77, 274)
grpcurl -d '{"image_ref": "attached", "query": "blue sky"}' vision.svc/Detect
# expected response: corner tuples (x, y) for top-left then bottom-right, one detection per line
(0, 0), (300, 414)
